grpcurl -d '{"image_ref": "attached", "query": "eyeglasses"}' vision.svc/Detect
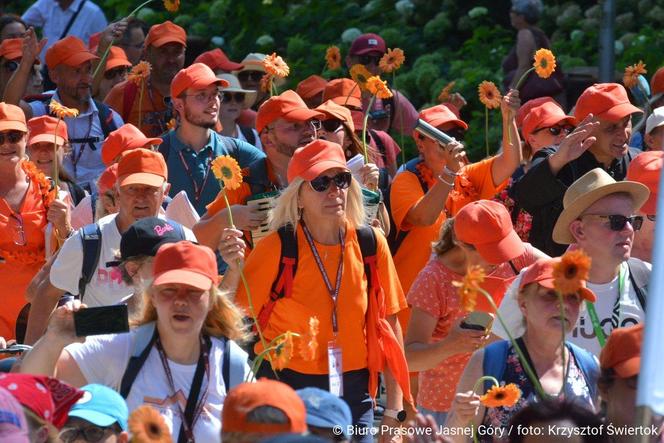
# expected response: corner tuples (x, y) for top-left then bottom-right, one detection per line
(535, 125), (574, 136)
(9, 213), (25, 246)
(319, 119), (343, 132)
(157, 286), (208, 302)
(581, 214), (643, 231)
(103, 67), (129, 80)
(647, 215), (656, 222)
(238, 70), (264, 82)
(358, 55), (381, 65)
(271, 121), (315, 133)
(221, 91), (246, 104)
(0, 130), (24, 145)
(446, 128), (466, 141)
(59, 425), (115, 443)
(184, 91), (220, 104)
(309, 172), (352, 192)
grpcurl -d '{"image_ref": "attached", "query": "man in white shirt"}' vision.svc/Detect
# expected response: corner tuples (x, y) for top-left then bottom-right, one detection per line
(493, 168), (651, 356)
(24, 149), (195, 344)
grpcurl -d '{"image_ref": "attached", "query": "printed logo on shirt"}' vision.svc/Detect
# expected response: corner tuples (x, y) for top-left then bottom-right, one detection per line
(96, 266), (123, 286)
(571, 315), (640, 339)
(143, 392), (214, 423)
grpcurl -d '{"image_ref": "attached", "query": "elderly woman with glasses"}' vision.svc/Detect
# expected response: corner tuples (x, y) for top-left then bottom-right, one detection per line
(235, 139), (413, 441)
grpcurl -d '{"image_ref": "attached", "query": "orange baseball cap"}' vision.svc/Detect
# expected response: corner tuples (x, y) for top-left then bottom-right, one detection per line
(574, 83), (643, 123)
(626, 150), (663, 215)
(519, 258), (596, 302)
(170, 62), (229, 99)
(194, 48), (243, 72)
(650, 67), (664, 97)
(0, 38), (23, 61)
(144, 21), (187, 48)
(287, 139), (348, 183)
(323, 78), (362, 110)
(315, 100), (354, 132)
(102, 123), (163, 165)
(88, 32), (101, 52)
(222, 379), (307, 434)
(256, 90), (324, 133)
(27, 115), (68, 146)
(153, 241), (218, 290)
(296, 75), (328, 100)
(599, 323), (643, 378)
(97, 163), (119, 194)
(516, 97), (559, 128)
(45, 35), (99, 69)
(419, 104), (468, 130)
(117, 148), (167, 187)
(454, 200), (525, 264)
(105, 46), (132, 72)
(0, 103), (27, 132)
(522, 102), (577, 142)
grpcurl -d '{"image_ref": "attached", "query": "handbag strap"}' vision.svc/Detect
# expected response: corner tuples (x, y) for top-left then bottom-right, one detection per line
(60, 0), (87, 40)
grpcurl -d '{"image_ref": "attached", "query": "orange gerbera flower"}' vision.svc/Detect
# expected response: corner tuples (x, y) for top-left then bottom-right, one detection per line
(623, 61), (647, 89)
(350, 64), (372, 92)
(478, 81), (502, 109)
(259, 74), (272, 93)
(379, 47), (405, 73)
(533, 48), (556, 79)
(299, 317), (320, 361)
(366, 75), (393, 99)
(437, 81), (456, 103)
(480, 383), (522, 408)
(128, 61), (152, 85)
(211, 155), (243, 190)
(272, 331), (295, 370)
(166, 118), (176, 131)
(264, 53), (290, 79)
(48, 100), (79, 119)
(553, 249), (592, 295)
(163, 0), (179, 12)
(128, 405), (171, 443)
(453, 265), (485, 312)
(325, 46), (341, 70)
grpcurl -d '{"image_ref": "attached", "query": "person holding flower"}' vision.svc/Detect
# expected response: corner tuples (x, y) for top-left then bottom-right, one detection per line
(20, 240), (251, 442)
(445, 257), (599, 442)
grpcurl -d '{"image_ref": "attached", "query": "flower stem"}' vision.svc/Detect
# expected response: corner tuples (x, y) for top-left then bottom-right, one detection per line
(485, 107), (489, 158)
(138, 80), (144, 132)
(362, 95), (376, 164)
(394, 72), (406, 166)
(514, 67), (535, 91)
(472, 375), (500, 396)
(557, 292), (569, 396)
(343, 83), (359, 108)
(53, 119), (60, 190)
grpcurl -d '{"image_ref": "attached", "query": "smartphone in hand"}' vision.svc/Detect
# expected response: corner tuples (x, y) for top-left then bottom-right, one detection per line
(73, 305), (130, 337)
(460, 311), (494, 333)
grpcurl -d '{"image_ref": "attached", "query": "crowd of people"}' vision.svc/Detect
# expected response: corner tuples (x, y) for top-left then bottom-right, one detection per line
(0, 0), (661, 441)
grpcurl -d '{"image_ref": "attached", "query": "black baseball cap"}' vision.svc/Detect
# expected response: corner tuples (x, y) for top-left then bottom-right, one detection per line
(106, 217), (186, 266)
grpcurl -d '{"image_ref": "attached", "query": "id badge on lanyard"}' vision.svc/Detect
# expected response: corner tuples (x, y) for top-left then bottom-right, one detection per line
(328, 340), (344, 397)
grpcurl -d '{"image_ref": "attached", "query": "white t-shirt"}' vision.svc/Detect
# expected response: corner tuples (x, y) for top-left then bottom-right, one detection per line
(50, 214), (196, 307)
(66, 329), (251, 442)
(492, 262), (647, 356)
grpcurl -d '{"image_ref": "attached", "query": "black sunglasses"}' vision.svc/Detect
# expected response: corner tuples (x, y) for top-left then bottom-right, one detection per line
(221, 91), (246, 103)
(536, 125), (574, 136)
(103, 67), (128, 80)
(238, 70), (263, 82)
(358, 55), (381, 65)
(582, 214), (643, 231)
(59, 425), (114, 443)
(309, 172), (352, 192)
(446, 128), (466, 141)
(0, 130), (24, 145)
(320, 119), (343, 132)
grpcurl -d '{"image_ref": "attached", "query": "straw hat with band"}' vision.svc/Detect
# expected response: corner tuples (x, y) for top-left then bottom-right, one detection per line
(216, 73), (257, 109)
(552, 168), (650, 245)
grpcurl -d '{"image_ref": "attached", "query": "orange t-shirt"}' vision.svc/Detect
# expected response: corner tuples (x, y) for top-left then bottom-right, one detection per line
(236, 223), (407, 374)
(445, 157), (509, 216)
(104, 79), (169, 137)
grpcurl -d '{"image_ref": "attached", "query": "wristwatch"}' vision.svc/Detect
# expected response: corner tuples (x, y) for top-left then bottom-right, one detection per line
(383, 408), (407, 422)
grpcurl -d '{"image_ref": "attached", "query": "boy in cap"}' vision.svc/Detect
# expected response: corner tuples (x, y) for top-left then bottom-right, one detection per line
(297, 387), (352, 442)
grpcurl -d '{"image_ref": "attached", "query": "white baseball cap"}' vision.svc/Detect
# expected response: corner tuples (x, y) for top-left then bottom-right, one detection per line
(645, 106), (664, 135)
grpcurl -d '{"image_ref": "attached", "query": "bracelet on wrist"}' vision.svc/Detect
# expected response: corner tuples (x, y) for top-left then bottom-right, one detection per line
(437, 174), (455, 187)
(443, 166), (460, 176)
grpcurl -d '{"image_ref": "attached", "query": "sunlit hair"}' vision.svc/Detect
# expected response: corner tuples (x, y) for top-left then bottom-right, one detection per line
(433, 217), (456, 257)
(134, 284), (250, 343)
(268, 176), (365, 230)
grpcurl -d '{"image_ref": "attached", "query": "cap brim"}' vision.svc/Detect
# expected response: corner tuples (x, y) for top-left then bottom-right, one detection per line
(105, 59), (132, 71)
(474, 229), (526, 265)
(28, 134), (66, 146)
(331, 96), (361, 110)
(149, 37), (186, 48)
(284, 108), (325, 123)
(127, 137), (163, 149)
(598, 102), (644, 122)
(427, 117), (469, 131)
(299, 160), (350, 181)
(2, 50), (22, 60)
(219, 61), (244, 71)
(237, 62), (265, 73)
(612, 356), (640, 378)
(350, 48), (384, 56)
(153, 270), (214, 290)
(118, 173), (165, 187)
(63, 52), (99, 67)
(306, 414), (348, 436)
(552, 181), (651, 244)
(0, 122), (27, 132)
(68, 410), (119, 429)
(537, 114), (578, 129)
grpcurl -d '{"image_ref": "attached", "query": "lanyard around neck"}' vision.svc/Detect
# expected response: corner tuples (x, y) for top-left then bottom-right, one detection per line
(177, 148), (213, 204)
(585, 264), (626, 348)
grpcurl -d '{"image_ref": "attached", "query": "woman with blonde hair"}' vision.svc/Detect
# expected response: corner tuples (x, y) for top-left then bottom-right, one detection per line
(19, 241), (251, 442)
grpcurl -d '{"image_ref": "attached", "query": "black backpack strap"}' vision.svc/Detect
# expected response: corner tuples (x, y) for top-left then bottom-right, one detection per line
(68, 181), (86, 206)
(120, 325), (158, 398)
(59, 0), (86, 39)
(627, 258), (650, 312)
(239, 125), (256, 146)
(508, 260), (519, 276)
(405, 158), (429, 193)
(94, 100), (119, 139)
(90, 193), (98, 222)
(356, 225), (377, 264)
(222, 337), (231, 390)
(78, 223), (102, 300)
(177, 335), (211, 443)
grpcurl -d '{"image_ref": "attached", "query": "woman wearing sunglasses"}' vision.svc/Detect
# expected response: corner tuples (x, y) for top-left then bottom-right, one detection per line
(216, 73), (261, 150)
(235, 139), (412, 441)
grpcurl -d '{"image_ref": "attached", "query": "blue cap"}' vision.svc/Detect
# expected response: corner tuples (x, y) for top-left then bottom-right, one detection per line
(67, 384), (128, 431)
(296, 387), (352, 437)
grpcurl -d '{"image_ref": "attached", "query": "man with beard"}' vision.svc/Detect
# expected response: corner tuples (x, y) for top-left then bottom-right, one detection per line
(3, 29), (123, 190)
(105, 21), (186, 137)
(159, 63), (266, 215)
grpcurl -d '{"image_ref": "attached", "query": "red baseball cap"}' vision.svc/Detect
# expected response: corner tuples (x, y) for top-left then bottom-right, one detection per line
(117, 148), (167, 187)
(170, 62), (229, 98)
(0, 103), (27, 132)
(599, 323), (643, 378)
(419, 104), (468, 130)
(454, 200), (525, 264)
(316, 100), (354, 132)
(323, 78), (362, 110)
(153, 241), (218, 290)
(27, 115), (68, 146)
(574, 83), (643, 123)
(516, 97), (559, 128)
(97, 163), (119, 194)
(145, 21), (187, 48)
(102, 123), (162, 165)
(222, 379), (307, 434)
(256, 90), (324, 133)
(0, 38), (23, 61)
(45, 35), (98, 69)
(518, 258), (596, 302)
(349, 33), (386, 56)
(626, 150), (663, 215)
(194, 48), (243, 72)
(287, 139), (348, 183)
(105, 46), (132, 72)
(296, 75), (328, 99)
(522, 101), (577, 142)
(650, 67), (664, 97)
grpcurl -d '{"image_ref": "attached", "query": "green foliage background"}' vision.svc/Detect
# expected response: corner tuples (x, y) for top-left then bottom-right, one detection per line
(5, 0), (664, 161)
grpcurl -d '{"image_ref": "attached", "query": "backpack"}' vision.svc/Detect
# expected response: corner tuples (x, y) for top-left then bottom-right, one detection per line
(383, 158), (429, 255)
(33, 94), (119, 141)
